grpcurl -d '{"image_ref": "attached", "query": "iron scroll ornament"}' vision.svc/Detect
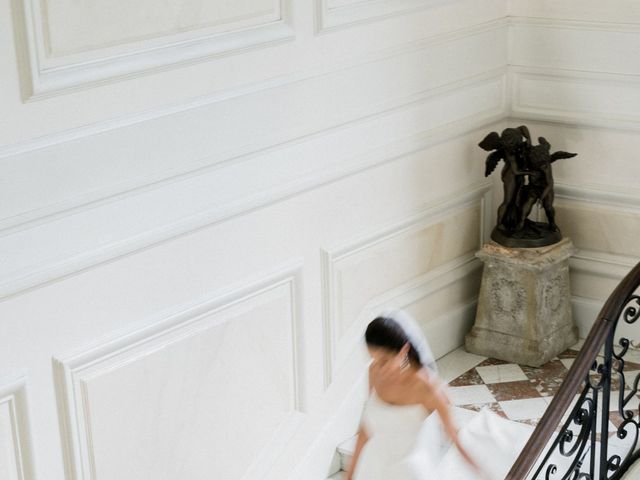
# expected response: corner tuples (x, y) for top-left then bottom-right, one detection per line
(532, 295), (640, 480)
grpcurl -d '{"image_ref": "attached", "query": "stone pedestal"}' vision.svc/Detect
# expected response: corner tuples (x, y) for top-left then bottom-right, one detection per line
(465, 237), (578, 367)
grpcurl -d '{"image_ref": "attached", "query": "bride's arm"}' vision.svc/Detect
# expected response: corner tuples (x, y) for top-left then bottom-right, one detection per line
(345, 424), (369, 480)
(346, 365), (374, 480)
(431, 388), (482, 475)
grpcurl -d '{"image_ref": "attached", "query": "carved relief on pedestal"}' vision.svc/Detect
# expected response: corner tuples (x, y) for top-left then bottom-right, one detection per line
(543, 272), (568, 315)
(489, 277), (526, 321)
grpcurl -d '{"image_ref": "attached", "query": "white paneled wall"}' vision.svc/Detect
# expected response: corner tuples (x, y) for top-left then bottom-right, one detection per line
(0, 376), (35, 480)
(0, 0), (509, 478)
(4, 0), (638, 478)
(508, 0), (640, 339)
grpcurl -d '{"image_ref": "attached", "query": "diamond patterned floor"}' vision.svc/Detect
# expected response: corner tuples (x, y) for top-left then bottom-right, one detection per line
(328, 345), (640, 479)
(447, 347), (640, 437)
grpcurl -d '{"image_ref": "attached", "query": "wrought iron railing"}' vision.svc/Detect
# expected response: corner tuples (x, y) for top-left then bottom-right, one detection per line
(507, 260), (640, 480)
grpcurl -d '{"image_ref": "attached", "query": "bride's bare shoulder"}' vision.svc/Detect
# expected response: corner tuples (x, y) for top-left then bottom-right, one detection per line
(416, 372), (446, 401)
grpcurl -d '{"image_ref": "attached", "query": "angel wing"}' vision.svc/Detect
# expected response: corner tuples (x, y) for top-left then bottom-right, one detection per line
(478, 131), (501, 151)
(550, 151), (577, 163)
(485, 150), (504, 177)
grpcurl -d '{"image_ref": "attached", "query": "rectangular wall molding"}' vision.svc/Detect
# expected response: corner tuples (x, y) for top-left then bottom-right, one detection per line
(0, 375), (36, 480)
(555, 183), (640, 212)
(3, 15), (638, 307)
(52, 262), (304, 480)
(316, 0), (451, 32)
(12, 0), (294, 98)
(320, 182), (492, 388)
(554, 182), (640, 339)
(0, 68), (507, 301)
(1, 17), (508, 161)
(572, 295), (640, 347)
(510, 66), (640, 131)
(0, 19), (508, 230)
(555, 183), (640, 261)
(509, 16), (640, 131)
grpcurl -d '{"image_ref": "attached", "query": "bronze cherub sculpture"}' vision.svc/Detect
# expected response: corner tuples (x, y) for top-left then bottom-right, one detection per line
(479, 126), (576, 248)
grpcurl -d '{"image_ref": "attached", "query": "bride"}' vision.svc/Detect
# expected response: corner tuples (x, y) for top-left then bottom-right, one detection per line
(345, 310), (487, 480)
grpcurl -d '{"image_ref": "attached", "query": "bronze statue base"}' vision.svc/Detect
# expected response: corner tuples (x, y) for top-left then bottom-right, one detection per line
(490, 220), (562, 248)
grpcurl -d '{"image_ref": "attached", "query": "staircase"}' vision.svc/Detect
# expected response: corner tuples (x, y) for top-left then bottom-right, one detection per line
(508, 260), (640, 479)
(326, 260), (640, 479)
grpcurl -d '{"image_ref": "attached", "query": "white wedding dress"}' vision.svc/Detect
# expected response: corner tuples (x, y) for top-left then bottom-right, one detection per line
(352, 388), (535, 480)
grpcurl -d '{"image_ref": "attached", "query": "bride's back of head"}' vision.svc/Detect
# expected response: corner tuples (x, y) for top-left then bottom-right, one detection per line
(365, 310), (437, 374)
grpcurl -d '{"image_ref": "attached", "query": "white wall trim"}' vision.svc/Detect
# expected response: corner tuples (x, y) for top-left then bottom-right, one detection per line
(571, 295), (604, 340)
(508, 15), (640, 131)
(52, 262), (304, 480)
(554, 181), (640, 338)
(0, 70), (506, 300)
(509, 16), (640, 34)
(571, 294), (640, 346)
(570, 251), (637, 281)
(0, 66), (507, 235)
(509, 66), (640, 132)
(556, 182), (640, 279)
(0, 375), (36, 480)
(555, 182), (640, 213)
(320, 182), (491, 388)
(509, 16), (640, 33)
(13, 0), (294, 99)
(315, 0), (453, 33)
(1, 17), (507, 160)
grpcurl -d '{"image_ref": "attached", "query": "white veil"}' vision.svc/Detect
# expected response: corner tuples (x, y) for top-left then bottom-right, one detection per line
(379, 308), (438, 376)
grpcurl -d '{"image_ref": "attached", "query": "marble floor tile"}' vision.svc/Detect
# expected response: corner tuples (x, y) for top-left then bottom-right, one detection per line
(447, 385), (496, 406)
(487, 380), (542, 402)
(440, 345), (640, 455)
(571, 339), (585, 351)
(540, 394), (597, 431)
(476, 357), (510, 367)
(436, 347), (487, 384)
(499, 398), (550, 421)
(609, 388), (640, 412)
(449, 368), (484, 387)
(460, 402), (508, 419)
(558, 349), (580, 360)
(614, 357), (640, 371)
(476, 364), (528, 384)
(609, 410), (639, 430)
(560, 358), (575, 370)
(618, 348), (640, 365)
(594, 407), (619, 434)
(523, 360), (569, 397)
(618, 370), (640, 390)
(515, 418), (540, 428)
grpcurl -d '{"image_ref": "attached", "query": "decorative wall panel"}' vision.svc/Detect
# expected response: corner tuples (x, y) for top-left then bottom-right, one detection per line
(317, 0), (448, 31)
(511, 67), (640, 131)
(320, 183), (492, 387)
(53, 265), (303, 480)
(0, 69), (507, 300)
(0, 376), (35, 480)
(14, 0), (293, 96)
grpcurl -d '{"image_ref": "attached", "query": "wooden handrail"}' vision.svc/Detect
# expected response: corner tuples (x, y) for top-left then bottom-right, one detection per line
(506, 260), (640, 480)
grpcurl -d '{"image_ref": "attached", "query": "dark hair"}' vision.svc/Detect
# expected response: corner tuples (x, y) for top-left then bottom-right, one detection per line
(365, 317), (421, 366)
